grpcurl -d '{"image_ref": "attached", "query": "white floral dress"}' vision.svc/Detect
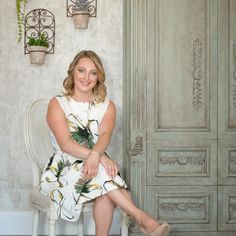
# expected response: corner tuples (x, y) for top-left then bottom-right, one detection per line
(40, 95), (127, 222)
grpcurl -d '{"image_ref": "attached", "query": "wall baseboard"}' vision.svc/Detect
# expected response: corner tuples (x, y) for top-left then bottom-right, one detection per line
(0, 210), (121, 235)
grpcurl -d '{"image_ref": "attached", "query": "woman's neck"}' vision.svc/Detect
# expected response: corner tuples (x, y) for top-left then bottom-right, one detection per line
(72, 92), (94, 103)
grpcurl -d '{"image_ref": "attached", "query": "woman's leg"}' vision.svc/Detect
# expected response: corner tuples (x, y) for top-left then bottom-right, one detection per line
(120, 188), (133, 202)
(93, 194), (115, 236)
(107, 188), (160, 234)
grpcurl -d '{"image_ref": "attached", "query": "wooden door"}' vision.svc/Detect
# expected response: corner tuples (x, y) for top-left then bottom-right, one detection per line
(124, 0), (236, 235)
(218, 0), (236, 232)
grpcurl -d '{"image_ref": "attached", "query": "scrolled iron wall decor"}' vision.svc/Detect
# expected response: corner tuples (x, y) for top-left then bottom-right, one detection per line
(24, 8), (55, 54)
(66, 0), (97, 17)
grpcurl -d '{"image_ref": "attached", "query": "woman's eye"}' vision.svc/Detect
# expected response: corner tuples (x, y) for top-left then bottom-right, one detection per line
(78, 68), (84, 72)
(91, 72), (97, 75)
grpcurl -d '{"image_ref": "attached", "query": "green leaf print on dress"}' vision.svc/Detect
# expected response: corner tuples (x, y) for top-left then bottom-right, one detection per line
(75, 178), (102, 194)
(45, 154), (71, 186)
(67, 113), (98, 149)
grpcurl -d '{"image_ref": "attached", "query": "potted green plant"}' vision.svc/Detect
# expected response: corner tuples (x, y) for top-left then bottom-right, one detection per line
(72, 0), (91, 29)
(27, 33), (49, 64)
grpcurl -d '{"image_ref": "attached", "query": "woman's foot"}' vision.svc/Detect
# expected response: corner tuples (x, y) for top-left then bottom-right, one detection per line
(138, 212), (160, 234)
(140, 222), (171, 236)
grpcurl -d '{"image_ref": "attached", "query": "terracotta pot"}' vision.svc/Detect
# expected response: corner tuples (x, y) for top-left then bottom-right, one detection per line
(28, 46), (47, 64)
(72, 10), (90, 29)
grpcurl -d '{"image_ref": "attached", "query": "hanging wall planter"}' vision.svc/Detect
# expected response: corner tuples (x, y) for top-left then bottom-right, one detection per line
(72, 10), (90, 29)
(67, 0), (97, 29)
(27, 34), (49, 64)
(28, 46), (47, 64)
(24, 9), (55, 65)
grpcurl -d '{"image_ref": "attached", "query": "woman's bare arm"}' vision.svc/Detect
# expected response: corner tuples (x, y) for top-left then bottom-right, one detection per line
(47, 97), (118, 178)
(47, 97), (90, 159)
(92, 100), (116, 154)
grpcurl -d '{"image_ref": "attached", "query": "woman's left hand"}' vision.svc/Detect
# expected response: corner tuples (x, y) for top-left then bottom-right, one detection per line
(82, 151), (100, 180)
(100, 154), (119, 178)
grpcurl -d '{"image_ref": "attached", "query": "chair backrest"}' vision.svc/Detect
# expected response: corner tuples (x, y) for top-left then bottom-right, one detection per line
(24, 98), (53, 186)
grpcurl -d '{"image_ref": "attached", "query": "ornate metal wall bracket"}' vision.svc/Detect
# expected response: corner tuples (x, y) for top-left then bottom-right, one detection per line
(67, 0), (97, 17)
(24, 9), (55, 54)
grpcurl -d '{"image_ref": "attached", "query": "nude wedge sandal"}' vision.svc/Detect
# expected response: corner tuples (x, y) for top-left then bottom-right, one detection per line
(140, 222), (171, 236)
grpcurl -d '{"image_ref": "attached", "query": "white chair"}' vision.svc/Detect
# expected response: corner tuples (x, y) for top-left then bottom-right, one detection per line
(24, 98), (129, 236)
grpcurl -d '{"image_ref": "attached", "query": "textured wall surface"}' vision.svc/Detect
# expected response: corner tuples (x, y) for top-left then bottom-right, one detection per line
(0, 0), (123, 211)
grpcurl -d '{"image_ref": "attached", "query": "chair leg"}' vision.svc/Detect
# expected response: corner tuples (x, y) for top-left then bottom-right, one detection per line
(121, 210), (128, 236)
(32, 209), (39, 236)
(77, 212), (84, 236)
(48, 215), (56, 236)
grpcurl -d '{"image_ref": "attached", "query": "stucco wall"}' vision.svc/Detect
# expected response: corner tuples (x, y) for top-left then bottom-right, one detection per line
(0, 0), (123, 211)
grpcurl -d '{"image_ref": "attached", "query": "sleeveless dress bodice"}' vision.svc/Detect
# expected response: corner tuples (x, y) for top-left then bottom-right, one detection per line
(40, 95), (127, 222)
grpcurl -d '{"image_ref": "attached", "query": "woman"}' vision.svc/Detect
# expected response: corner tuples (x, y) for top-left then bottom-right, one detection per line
(40, 50), (170, 236)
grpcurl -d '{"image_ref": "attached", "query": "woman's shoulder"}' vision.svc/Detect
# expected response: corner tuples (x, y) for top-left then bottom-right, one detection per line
(54, 94), (68, 101)
(48, 94), (72, 113)
(94, 97), (115, 122)
(95, 96), (111, 109)
(53, 94), (72, 105)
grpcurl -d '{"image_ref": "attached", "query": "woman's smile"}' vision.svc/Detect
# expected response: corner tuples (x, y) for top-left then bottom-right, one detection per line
(80, 80), (91, 86)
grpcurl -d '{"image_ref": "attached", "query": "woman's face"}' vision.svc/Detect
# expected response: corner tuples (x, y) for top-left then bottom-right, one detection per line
(73, 57), (98, 95)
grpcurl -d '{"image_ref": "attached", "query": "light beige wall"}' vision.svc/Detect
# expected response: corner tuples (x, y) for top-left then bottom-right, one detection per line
(0, 0), (123, 211)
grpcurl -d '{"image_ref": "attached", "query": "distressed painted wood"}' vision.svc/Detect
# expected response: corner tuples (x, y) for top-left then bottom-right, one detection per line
(146, 0), (217, 140)
(147, 139), (217, 185)
(147, 186), (217, 232)
(218, 186), (236, 231)
(217, 2), (236, 233)
(124, 0), (236, 235)
(218, 0), (236, 139)
(123, 0), (148, 233)
(218, 140), (236, 185)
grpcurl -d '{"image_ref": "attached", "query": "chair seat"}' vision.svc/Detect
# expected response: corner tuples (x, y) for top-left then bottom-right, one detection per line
(30, 185), (50, 211)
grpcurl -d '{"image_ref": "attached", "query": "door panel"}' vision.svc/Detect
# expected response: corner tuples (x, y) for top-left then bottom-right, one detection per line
(154, 0), (209, 130)
(218, 0), (236, 139)
(147, 139), (217, 185)
(147, 186), (217, 231)
(147, 0), (217, 139)
(218, 140), (236, 185)
(218, 186), (236, 231)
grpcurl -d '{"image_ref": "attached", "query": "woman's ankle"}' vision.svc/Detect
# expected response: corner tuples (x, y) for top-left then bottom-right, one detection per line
(138, 212), (160, 233)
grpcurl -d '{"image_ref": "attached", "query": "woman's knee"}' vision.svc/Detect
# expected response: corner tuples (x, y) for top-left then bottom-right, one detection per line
(95, 194), (114, 206)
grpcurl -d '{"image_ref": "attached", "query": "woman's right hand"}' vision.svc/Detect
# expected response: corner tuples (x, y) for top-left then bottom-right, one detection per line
(100, 154), (119, 178)
(82, 151), (100, 180)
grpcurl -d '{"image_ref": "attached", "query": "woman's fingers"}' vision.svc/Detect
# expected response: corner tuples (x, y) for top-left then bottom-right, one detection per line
(82, 166), (89, 179)
(82, 164), (98, 180)
(113, 163), (118, 177)
(82, 153), (100, 179)
(92, 168), (98, 178)
(106, 161), (118, 178)
(99, 156), (119, 178)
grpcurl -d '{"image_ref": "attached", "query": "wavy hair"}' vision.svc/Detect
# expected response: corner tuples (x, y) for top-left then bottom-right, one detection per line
(63, 50), (107, 102)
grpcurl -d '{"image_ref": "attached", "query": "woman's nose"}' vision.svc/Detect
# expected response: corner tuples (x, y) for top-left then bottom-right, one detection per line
(84, 72), (89, 80)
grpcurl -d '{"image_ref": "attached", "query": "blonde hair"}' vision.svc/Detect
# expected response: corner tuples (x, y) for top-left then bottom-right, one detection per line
(63, 50), (107, 102)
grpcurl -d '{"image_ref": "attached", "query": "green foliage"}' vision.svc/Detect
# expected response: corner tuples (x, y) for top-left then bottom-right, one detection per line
(28, 33), (49, 47)
(71, 124), (94, 149)
(74, 0), (91, 11)
(16, 0), (28, 42)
